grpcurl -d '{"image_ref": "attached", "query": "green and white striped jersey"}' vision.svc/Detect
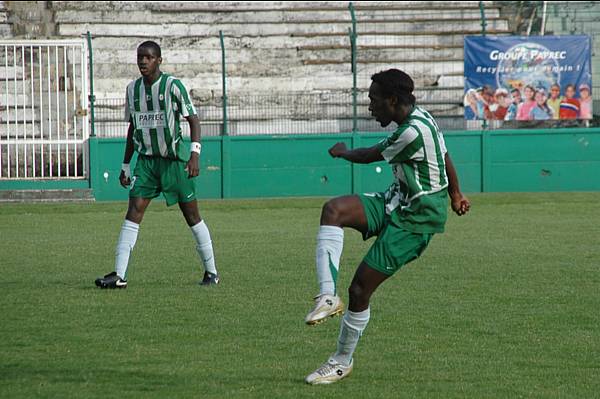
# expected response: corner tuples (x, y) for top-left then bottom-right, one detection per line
(377, 106), (449, 233)
(125, 73), (197, 160)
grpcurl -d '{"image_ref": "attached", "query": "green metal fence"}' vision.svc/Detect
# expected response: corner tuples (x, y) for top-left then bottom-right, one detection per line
(92, 1), (600, 138)
(88, 127), (600, 201)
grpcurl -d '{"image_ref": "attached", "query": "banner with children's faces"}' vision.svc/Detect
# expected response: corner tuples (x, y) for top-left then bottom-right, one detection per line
(464, 35), (592, 121)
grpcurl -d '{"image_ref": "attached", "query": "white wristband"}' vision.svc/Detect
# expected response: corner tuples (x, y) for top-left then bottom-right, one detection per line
(121, 163), (131, 179)
(190, 142), (202, 154)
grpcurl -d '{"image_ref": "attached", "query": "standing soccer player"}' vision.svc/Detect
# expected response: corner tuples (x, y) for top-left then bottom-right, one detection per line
(304, 69), (470, 384)
(95, 41), (219, 288)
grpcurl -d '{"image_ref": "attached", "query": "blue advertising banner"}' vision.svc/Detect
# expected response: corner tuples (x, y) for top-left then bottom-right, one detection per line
(464, 35), (592, 121)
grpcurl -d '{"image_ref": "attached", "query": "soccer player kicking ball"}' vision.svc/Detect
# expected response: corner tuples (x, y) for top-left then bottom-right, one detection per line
(95, 41), (219, 289)
(304, 69), (470, 384)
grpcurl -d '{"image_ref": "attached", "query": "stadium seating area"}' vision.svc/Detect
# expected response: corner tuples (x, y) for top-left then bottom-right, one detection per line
(3, 1), (512, 134)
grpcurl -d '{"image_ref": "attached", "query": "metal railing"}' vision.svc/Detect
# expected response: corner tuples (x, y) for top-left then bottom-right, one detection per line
(0, 39), (89, 179)
(95, 91), (359, 137)
(94, 2), (490, 137)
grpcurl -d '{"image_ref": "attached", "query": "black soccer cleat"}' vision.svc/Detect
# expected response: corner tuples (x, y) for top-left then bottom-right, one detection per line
(199, 271), (219, 286)
(95, 271), (128, 289)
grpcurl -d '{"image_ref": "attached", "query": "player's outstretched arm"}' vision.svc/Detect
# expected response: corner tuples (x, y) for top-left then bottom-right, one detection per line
(328, 142), (384, 164)
(119, 121), (135, 188)
(445, 152), (470, 216)
(185, 115), (201, 178)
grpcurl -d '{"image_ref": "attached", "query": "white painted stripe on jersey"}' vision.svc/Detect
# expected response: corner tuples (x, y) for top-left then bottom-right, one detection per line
(165, 76), (177, 155)
(381, 126), (420, 162)
(165, 76), (175, 133)
(411, 117), (441, 188)
(172, 82), (183, 112)
(125, 83), (133, 123)
(151, 78), (168, 157)
(412, 161), (423, 194)
(418, 107), (448, 155)
(175, 79), (197, 117)
(138, 83), (153, 156)
(413, 108), (446, 186)
(419, 107), (448, 182)
(126, 82), (141, 152)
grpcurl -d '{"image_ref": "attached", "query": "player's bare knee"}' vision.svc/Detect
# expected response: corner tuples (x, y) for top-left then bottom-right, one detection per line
(348, 282), (368, 303)
(184, 212), (201, 226)
(321, 199), (343, 225)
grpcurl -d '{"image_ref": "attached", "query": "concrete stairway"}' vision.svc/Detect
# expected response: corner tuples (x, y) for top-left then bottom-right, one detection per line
(49, 1), (510, 132)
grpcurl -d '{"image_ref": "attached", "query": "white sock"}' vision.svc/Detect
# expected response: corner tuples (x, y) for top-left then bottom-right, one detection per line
(191, 220), (217, 275)
(316, 225), (344, 296)
(114, 219), (139, 279)
(332, 307), (371, 366)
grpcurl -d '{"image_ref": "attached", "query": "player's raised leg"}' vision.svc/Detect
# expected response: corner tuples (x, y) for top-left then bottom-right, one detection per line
(305, 195), (369, 325)
(180, 200), (219, 286)
(306, 261), (388, 384)
(95, 197), (150, 289)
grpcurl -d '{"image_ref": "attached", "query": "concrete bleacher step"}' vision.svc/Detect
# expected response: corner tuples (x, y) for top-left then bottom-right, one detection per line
(353, 8), (500, 19)
(0, 108), (38, 122)
(58, 19), (508, 38)
(55, 11), (503, 25)
(50, 1), (497, 12)
(0, 189), (94, 203)
(54, 7), (501, 24)
(93, 70), (462, 98)
(299, 47), (464, 63)
(48, 1), (510, 124)
(93, 41), (466, 66)
(0, 93), (35, 107)
(89, 33), (470, 51)
(0, 121), (42, 136)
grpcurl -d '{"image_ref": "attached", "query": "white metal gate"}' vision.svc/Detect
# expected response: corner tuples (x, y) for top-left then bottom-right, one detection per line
(0, 39), (89, 179)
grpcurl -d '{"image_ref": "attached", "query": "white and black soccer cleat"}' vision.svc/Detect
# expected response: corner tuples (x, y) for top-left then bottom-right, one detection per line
(305, 294), (344, 325)
(305, 357), (353, 385)
(199, 271), (220, 286)
(95, 271), (127, 289)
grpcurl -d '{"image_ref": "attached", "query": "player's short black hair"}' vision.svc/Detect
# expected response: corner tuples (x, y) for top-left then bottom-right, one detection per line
(138, 40), (161, 57)
(371, 69), (416, 106)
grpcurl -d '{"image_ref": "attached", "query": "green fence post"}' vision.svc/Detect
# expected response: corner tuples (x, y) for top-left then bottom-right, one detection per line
(219, 30), (228, 136)
(219, 31), (230, 198)
(88, 136), (98, 194)
(478, 3), (489, 131)
(86, 31), (96, 137)
(348, 3), (357, 134)
(348, 3), (360, 193)
(481, 130), (491, 192)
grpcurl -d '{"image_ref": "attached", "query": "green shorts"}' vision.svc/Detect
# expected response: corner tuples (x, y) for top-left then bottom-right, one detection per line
(130, 154), (196, 206)
(359, 192), (434, 276)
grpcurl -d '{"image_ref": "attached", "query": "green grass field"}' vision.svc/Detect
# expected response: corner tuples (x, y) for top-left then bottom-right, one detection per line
(1, 193), (599, 398)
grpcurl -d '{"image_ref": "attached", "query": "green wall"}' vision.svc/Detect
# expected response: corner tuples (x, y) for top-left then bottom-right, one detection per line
(2, 128), (599, 199)
(86, 128), (600, 201)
